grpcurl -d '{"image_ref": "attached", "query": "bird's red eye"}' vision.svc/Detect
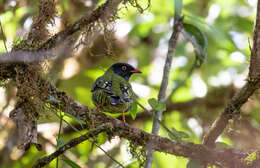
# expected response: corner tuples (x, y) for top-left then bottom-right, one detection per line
(122, 66), (127, 71)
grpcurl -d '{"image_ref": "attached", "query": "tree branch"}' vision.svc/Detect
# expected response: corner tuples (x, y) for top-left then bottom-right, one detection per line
(32, 123), (112, 168)
(145, 17), (183, 168)
(0, 44), (70, 63)
(39, 0), (124, 50)
(1, 0), (260, 167)
(249, 0), (260, 79)
(45, 95), (254, 167)
(202, 0), (260, 148)
(0, 0), (125, 79)
(105, 115), (251, 168)
(202, 81), (260, 147)
(7, 66), (255, 167)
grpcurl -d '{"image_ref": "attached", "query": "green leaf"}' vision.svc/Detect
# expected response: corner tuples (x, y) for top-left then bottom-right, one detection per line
(177, 131), (189, 139)
(186, 159), (204, 168)
(148, 98), (166, 112)
(61, 0), (69, 10)
(245, 151), (260, 165)
(168, 130), (180, 141)
(148, 98), (158, 109)
(174, 0), (183, 18)
(62, 158), (81, 168)
(182, 23), (207, 67)
(56, 139), (65, 149)
(156, 102), (166, 112)
(130, 102), (138, 120)
(168, 127), (189, 141)
(13, 38), (22, 46)
(64, 113), (86, 126)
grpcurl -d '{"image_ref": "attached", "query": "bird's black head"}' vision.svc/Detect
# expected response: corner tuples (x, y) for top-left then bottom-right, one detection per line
(109, 62), (142, 81)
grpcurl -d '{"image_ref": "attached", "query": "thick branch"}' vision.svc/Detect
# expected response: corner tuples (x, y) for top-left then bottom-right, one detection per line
(0, 44), (70, 63)
(45, 92), (253, 167)
(249, 0), (260, 78)
(26, 38), (252, 168)
(12, 68), (254, 167)
(203, 80), (260, 147)
(104, 115), (250, 168)
(39, 0), (123, 50)
(0, 0), (124, 79)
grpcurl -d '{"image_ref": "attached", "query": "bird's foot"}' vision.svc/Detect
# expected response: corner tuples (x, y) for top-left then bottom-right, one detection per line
(96, 104), (101, 111)
(122, 111), (126, 123)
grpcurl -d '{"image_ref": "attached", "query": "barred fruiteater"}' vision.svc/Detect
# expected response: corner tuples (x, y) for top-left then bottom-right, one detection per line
(91, 63), (141, 122)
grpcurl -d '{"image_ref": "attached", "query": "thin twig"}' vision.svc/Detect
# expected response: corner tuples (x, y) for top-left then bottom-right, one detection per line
(56, 107), (63, 168)
(32, 124), (111, 168)
(136, 101), (179, 140)
(145, 17), (184, 168)
(0, 20), (8, 52)
(53, 112), (125, 168)
(248, 37), (252, 52)
(92, 141), (125, 168)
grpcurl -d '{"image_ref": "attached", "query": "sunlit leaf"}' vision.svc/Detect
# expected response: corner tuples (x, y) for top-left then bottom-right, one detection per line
(182, 23), (207, 67)
(186, 159), (204, 168)
(130, 102), (138, 120)
(64, 113), (86, 125)
(62, 158), (81, 168)
(148, 98), (166, 112)
(13, 38), (22, 46)
(157, 102), (166, 112)
(148, 98), (158, 109)
(61, 0), (69, 10)
(245, 151), (260, 165)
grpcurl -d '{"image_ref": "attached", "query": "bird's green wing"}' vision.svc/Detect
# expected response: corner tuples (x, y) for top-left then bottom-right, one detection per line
(91, 71), (134, 113)
(92, 70), (133, 97)
(110, 74), (133, 99)
(91, 76), (113, 94)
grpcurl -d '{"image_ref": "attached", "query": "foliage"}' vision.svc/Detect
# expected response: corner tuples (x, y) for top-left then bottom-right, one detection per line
(130, 101), (138, 119)
(148, 98), (166, 112)
(182, 23), (207, 67)
(245, 151), (260, 166)
(62, 158), (82, 168)
(0, 0), (259, 167)
(168, 127), (189, 142)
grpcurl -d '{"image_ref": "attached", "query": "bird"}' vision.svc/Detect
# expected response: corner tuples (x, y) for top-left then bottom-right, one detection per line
(91, 63), (142, 122)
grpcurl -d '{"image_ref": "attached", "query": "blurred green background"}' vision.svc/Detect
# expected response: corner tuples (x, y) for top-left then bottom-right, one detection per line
(0, 0), (259, 167)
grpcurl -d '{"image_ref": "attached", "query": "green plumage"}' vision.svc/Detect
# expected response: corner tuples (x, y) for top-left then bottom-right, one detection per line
(91, 68), (134, 114)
